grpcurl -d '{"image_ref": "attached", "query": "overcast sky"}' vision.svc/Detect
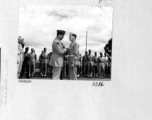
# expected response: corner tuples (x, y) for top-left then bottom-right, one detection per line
(18, 5), (113, 57)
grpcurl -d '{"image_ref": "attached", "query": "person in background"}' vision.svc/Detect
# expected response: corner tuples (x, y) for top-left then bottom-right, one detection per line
(98, 52), (104, 79)
(68, 32), (79, 80)
(40, 48), (48, 77)
(104, 52), (109, 78)
(47, 52), (52, 77)
(77, 54), (81, 78)
(82, 51), (88, 77)
(20, 47), (30, 79)
(93, 52), (98, 77)
(29, 48), (37, 77)
(87, 49), (94, 78)
(79, 54), (83, 77)
(17, 36), (22, 78)
(18, 37), (25, 78)
(107, 52), (111, 78)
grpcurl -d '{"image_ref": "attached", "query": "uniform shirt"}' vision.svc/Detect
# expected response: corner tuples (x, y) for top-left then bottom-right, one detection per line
(41, 52), (48, 63)
(18, 43), (24, 62)
(93, 56), (98, 63)
(87, 54), (93, 61)
(105, 56), (108, 62)
(50, 37), (65, 67)
(24, 52), (30, 62)
(98, 56), (104, 63)
(68, 41), (79, 64)
(29, 52), (37, 62)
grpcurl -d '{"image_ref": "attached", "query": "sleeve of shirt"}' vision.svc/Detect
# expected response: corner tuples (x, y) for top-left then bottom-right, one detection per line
(54, 41), (65, 55)
(73, 43), (79, 62)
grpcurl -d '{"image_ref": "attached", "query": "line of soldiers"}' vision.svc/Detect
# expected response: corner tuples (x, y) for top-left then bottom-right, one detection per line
(60, 49), (111, 79)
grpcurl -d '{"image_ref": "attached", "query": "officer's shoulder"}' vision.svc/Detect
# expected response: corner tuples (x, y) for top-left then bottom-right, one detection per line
(74, 42), (79, 46)
(54, 39), (60, 44)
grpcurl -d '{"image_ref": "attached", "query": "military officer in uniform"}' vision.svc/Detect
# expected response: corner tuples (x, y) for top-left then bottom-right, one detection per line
(40, 48), (48, 77)
(93, 52), (98, 77)
(68, 32), (79, 80)
(29, 48), (37, 77)
(49, 30), (67, 80)
(98, 52), (104, 79)
(77, 54), (81, 78)
(87, 49), (94, 78)
(82, 51), (88, 77)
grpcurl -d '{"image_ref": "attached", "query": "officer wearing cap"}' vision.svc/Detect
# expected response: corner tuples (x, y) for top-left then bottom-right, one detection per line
(68, 32), (79, 80)
(49, 30), (67, 80)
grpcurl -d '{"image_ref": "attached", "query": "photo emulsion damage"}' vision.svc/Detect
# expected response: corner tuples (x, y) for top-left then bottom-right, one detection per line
(17, 6), (113, 80)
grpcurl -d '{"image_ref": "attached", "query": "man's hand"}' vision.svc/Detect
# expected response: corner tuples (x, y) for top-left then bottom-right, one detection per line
(71, 63), (74, 69)
(64, 48), (67, 53)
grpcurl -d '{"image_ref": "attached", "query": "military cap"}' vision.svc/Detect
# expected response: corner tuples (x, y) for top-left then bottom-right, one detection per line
(57, 30), (66, 35)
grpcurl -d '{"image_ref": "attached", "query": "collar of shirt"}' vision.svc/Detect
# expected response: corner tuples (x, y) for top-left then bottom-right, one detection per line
(70, 41), (76, 47)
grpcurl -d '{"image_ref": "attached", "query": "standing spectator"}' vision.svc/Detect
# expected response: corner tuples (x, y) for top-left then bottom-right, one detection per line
(93, 52), (98, 77)
(104, 53), (109, 78)
(98, 52), (105, 79)
(40, 48), (48, 77)
(47, 52), (52, 76)
(82, 51), (88, 77)
(29, 48), (37, 77)
(17, 37), (24, 78)
(20, 47), (30, 79)
(87, 49), (94, 78)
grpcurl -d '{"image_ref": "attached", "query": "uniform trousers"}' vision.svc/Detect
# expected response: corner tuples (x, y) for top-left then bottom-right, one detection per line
(77, 61), (81, 76)
(52, 67), (62, 80)
(98, 63), (105, 77)
(29, 59), (36, 76)
(68, 57), (77, 80)
(87, 61), (94, 77)
(63, 61), (68, 77)
(40, 59), (47, 75)
(93, 63), (98, 77)
(83, 62), (87, 76)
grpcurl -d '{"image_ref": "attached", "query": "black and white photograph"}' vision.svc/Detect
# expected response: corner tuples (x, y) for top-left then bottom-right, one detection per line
(17, 5), (113, 80)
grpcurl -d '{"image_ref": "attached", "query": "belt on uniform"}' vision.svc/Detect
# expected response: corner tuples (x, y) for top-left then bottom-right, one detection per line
(69, 55), (74, 57)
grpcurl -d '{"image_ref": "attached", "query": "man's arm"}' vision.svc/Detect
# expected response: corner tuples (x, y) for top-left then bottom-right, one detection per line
(54, 41), (66, 55)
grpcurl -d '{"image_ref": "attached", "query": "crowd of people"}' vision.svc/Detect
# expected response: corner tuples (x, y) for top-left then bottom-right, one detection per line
(17, 30), (112, 80)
